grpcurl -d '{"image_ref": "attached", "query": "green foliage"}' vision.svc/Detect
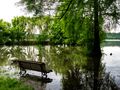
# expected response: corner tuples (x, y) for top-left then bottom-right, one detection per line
(0, 17), (28, 44)
(46, 46), (87, 74)
(0, 16), (53, 45)
(32, 16), (53, 43)
(37, 33), (49, 43)
(0, 19), (11, 44)
(0, 16), (36, 44)
(18, 0), (119, 46)
(0, 76), (33, 90)
(0, 0), (119, 46)
(10, 16), (28, 42)
(50, 20), (66, 44)
(49, 0), (119, 47)
(0, 19), (10, 31)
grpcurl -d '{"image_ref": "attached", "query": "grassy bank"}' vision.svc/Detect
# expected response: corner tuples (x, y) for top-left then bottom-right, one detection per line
(0, 76), (33, 90)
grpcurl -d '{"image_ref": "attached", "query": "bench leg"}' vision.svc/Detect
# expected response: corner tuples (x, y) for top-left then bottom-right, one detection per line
(19, 68), (26, 76)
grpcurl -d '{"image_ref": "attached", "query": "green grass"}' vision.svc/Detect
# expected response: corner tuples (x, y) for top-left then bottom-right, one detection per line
(0, 76), (33, 90)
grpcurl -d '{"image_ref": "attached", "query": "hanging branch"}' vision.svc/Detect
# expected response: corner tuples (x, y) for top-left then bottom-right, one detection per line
(60, 0), (73, 20)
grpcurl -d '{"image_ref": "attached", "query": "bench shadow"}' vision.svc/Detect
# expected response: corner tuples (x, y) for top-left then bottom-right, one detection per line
(20, 74), (53, 90)
(20, 74), (53, 83)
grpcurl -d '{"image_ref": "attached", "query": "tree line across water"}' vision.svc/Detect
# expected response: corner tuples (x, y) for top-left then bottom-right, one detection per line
(0, 15), (106, 46)
(106, 33), (120, 39)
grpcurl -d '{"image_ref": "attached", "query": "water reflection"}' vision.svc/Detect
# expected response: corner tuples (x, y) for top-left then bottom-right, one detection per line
(20, 74), (52, 90)
(0, 45), (119, 90)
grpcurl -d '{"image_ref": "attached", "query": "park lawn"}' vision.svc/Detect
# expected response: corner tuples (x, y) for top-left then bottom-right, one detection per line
(0, 76), (33, 90)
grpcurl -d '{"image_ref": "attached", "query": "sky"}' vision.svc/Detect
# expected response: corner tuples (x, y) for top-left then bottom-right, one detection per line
(0, 0), (119, 32)
(0, 0), (30, 22)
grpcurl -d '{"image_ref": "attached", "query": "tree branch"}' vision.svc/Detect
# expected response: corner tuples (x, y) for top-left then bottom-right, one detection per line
(60, 0), (73, 20)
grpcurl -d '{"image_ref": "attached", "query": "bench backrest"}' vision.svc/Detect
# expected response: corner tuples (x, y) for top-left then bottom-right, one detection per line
(12, 60), (51, 73)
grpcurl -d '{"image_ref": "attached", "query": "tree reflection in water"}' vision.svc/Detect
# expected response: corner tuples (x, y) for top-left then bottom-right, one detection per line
(20, 74), (53, 90)
(0, 46), (39, 64)
(0, 46), (39, 77)
(62, 58), (119, 90)
(46, 46), (119, 90)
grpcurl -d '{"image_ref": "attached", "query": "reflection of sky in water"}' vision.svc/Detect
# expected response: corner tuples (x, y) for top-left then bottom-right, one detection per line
(27, 71), (62, 90)
(103, 46), (120, 86)
(46, 72), (62, 90)
(103, 46), (120, 67)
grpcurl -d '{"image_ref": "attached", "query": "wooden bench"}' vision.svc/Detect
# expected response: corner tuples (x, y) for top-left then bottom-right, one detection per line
(12, 60), (52, 77)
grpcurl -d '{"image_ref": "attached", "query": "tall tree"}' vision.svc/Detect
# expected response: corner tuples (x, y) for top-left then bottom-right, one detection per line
(55, 0), (120, 55)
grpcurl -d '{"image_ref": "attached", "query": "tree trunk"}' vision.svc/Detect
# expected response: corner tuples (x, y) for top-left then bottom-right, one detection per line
(93, 0), (102, 90)
(93, 0), (102, 57)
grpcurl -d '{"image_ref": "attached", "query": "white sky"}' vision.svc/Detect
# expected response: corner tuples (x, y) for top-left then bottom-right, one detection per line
(0, 0), (119, 32)
(0, 0), (30, 22)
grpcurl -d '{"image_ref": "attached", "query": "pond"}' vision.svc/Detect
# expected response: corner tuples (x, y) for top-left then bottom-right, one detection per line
(0, 44), (120, 90)
(103, 46), (120, 87)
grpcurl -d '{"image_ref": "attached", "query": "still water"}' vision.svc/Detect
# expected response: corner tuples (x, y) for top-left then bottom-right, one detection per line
(103, 46), (120, 87)
(0, 45), (120, 90)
